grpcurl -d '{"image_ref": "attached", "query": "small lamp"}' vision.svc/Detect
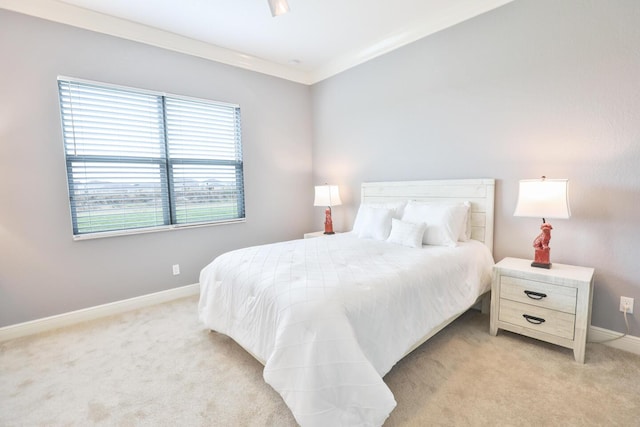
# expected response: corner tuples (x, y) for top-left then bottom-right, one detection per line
(314, 184), (342, 235)
(514, 177), (571, 269)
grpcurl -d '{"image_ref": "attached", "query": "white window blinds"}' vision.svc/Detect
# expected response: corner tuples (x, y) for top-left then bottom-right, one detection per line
(165, 97), (244, 224)
(58, 78), (244, 237)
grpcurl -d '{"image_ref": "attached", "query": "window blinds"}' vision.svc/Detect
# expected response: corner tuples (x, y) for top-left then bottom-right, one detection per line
(58, 78), (244, 236)
(165, 97), (244, 224)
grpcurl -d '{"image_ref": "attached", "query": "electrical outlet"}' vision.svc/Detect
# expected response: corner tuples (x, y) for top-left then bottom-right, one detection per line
(172, 264), (180, 275)
(620, 296), (634, 314)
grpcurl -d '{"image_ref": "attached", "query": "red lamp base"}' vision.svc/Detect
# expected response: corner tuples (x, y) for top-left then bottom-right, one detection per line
(531, 263), (552, 269)
(531, 222), (553, 269)
(531, 260), (551, 269)
(323, 207), (335, 235)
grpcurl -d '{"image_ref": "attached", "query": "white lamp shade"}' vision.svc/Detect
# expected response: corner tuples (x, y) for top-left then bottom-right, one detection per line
(314, 185), (342, 207)
(268, 0), (290, 16)
(514, 178), (571, 219)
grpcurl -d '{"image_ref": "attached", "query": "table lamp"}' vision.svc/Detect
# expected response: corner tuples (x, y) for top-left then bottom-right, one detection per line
(514, 177), (571, 268)
(314, 184), (342, 235)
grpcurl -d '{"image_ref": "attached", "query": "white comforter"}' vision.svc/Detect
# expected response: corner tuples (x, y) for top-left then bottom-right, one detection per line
(198, 233), (494, 426)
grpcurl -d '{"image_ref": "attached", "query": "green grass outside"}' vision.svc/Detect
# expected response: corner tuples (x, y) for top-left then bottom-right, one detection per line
(76, 202), (239, 234)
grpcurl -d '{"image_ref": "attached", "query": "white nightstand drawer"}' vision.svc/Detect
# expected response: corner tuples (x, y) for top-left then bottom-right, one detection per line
(499, 299), (575, 340)
(500, 275), (577, 314)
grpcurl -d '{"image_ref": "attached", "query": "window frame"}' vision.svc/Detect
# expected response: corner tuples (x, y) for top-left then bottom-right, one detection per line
(58, 76), (246, 240)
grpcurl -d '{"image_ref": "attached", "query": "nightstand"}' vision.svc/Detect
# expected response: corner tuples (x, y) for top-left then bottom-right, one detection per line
(490, 257), (594, 363)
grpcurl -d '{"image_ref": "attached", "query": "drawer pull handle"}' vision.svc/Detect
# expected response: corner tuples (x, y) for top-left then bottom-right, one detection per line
(523, 314), (546, 325)
(524, 290), (547, 300)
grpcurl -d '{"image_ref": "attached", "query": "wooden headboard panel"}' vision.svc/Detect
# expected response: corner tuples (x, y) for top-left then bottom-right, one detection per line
(361, 179), (495, 254)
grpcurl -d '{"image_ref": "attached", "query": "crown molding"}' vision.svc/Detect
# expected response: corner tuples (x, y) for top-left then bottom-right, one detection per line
(310, 0), (514, 83)
(0, 0), (313, 84)
(1, 0), (514, 85)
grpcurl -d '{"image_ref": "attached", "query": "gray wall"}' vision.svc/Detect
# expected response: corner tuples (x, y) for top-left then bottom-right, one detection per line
(0, 10), (314, 326)
(311, 0), (640, 334)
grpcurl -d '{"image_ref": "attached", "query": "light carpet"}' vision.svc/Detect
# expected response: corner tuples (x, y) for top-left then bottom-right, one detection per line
(1, 295), (639, 426)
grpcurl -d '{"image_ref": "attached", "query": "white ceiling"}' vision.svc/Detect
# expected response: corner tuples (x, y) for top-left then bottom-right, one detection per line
(1, 0), (514, 84)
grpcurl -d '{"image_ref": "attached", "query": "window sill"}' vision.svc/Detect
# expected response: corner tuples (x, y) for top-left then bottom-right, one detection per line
(72, 218), (246, 241)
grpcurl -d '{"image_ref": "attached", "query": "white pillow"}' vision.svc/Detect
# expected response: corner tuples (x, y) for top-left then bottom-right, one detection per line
(402, 201), (471, 241)
(354, 206), (394, 240)
(387, 218), (426, 248)
(444, 201), (471, 241)
(381, 201), (407, 219)
(352, 201), (406, 235)
(461, 201), (471, 241)
(401, 201), (468, 247)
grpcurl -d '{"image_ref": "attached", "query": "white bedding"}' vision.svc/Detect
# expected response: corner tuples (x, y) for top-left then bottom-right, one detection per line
(198, 233), (494, 426)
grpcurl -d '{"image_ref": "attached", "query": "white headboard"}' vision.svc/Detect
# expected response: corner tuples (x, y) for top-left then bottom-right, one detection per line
(361, 179), (495, 254)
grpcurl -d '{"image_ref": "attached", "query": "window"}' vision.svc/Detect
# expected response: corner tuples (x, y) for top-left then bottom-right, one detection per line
(58, 78), (244, 238)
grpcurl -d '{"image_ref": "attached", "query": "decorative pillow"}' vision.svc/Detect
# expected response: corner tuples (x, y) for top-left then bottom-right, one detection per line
(386, 218), (426, 248)
(352, 201), (406, 235)
(401, 201), (468, 247)
(354, 206), (394, 241)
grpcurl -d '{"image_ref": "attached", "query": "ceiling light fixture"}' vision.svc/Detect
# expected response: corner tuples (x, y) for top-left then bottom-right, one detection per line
(268, 0), (290, 17)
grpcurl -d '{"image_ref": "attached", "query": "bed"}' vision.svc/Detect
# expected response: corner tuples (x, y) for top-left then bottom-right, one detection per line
(198, 179), (495, 426)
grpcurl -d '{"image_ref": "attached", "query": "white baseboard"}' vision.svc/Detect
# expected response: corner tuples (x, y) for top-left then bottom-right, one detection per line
(0, 283), (200, 342)
(588, 325), (640, 356)
(3, 289), (638, 357)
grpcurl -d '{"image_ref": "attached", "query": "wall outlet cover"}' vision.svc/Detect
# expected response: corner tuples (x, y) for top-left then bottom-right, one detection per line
(620, 296), (634, 314)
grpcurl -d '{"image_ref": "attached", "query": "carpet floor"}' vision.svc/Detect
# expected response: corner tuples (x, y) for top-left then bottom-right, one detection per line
(1, 295), (639, 426)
